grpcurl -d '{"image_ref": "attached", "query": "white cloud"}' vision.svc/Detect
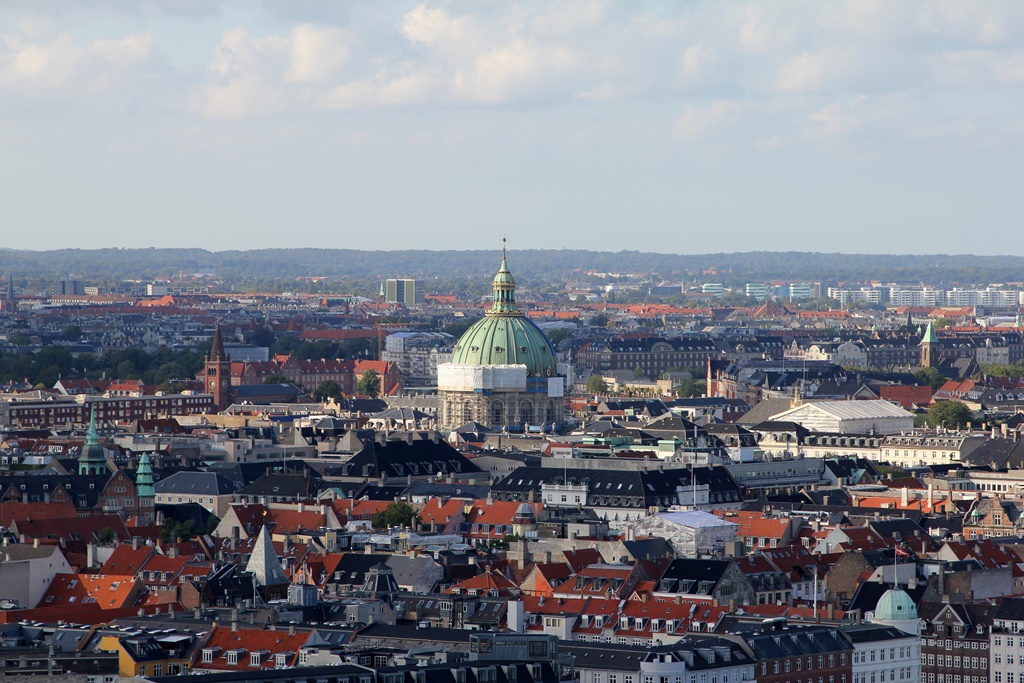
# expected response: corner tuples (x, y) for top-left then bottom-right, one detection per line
(674, 100), (741, 142)
(0, 29), (153, 94)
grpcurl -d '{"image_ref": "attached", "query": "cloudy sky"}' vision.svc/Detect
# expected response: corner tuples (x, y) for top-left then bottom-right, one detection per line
(2, 1), (1022, 254)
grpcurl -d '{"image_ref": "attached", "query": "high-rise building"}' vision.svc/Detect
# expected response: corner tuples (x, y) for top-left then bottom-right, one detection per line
(702, 283), (724, 297)
(745, 283), (771, 301)
(52, 280), (85, 296)
(789, 283), (815, 300)
(385, 278), (424, 305)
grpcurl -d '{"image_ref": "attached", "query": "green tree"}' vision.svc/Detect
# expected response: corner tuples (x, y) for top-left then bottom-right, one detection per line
(160, 519), (196, 543)
(264, 374), (289, 384)
(8, 333), (31, 347)
(97, 527), (117, 544)
(927, 401), (973, 430)
(372, 501), (420, 529)
(314, 380), (343, 401)
(676, 379), (707, 398)
(546, 328), (574, 346)
(632, 366), (647, 379)
(914, 367), (947, 392)
(155, 381), (185, 394)
(586, 374), (608, 394)
(356, 369), (381, 398)
(61, 325), (83, 342)
(588, 313), (610, 328)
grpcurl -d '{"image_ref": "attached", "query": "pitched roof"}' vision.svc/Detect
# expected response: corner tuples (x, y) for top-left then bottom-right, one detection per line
(155, 472), (237, 495)
(40, 574), (143, 610)
(99, 545), (155, 576)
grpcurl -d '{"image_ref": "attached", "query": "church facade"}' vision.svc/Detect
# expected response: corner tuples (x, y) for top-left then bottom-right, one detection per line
(437, 250), (566, 432)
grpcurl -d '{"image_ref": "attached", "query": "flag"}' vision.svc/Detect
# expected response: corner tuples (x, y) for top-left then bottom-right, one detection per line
(894, 544), (911, 558)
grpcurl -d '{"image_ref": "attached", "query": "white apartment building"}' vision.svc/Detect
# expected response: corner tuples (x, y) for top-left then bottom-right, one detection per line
(990, 598), (1024, 683)
(879, 434), (988, 468)
(848, 625), (921, 683)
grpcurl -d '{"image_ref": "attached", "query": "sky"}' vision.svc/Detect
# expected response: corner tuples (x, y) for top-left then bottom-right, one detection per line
(2, 1), (1023, 255)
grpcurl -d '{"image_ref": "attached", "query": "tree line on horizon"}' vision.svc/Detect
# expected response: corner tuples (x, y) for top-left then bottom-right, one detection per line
(2, 248), (1022, 292)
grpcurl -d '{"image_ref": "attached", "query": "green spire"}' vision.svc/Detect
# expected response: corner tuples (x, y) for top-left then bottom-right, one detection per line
(78, 407), (108, 475)
(489, 239), (518, 316)
(921, 320), (938, 345)
(135, 452), (155, 498)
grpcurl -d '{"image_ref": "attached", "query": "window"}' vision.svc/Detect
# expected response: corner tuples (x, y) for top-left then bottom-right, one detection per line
(202, 650), (214, 664)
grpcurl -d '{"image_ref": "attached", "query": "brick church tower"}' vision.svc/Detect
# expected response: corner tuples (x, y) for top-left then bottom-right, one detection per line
(204, 324), (232, 411)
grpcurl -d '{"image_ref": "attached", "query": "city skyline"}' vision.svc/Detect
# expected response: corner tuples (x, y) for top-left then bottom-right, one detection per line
(2, 1), (1023, 253)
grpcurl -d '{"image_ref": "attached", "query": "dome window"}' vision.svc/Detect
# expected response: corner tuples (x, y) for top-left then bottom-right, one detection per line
(520, 346), (528, 352)
(495, 346), (504, 352)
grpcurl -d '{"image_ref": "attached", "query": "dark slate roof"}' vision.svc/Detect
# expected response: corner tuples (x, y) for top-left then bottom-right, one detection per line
(622, 537), (676, 561)
(0, 473), (111, 509)
(349, 622), (474, 644)
(333, 439), (482, 479)
(736, 398), (796, 426)
(345, 483), (408, 501)
(802, 489), (850, 507)
(324, 554), (393, 588)
(868, 518), (928, 540)
(401, 481), (491, 500)
(238, 472), (322, 498)
(657, 558), (731, 592)
(561, 643), (648, 672)
(742, 624), (851, 658)
(752, 421), (811, 438)
(842, 624), (914, 643)
(961, 438), (1024, 470)
(232, 383), (304, 402)
(598, 399), (670, 416)
(154, 471), (238, 495)
(491, 465), (742, 506)
(995, 596), (1024, 621)
(204, 460), (318, 487)
(155, 503), (218, 529)
(847, 579), (927, 615)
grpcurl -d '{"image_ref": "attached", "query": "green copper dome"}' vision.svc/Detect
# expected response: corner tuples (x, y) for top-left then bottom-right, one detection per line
(874, 587), (917, 621)
(450, 251), (558, 377)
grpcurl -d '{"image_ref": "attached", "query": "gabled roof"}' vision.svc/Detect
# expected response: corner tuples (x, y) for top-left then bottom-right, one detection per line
(154, 472), (237, 495)
(445, 570), (520, 596)
(196, 625), (311, 671)
(40, 574), (143, 610)
(99, 545), (155, 576)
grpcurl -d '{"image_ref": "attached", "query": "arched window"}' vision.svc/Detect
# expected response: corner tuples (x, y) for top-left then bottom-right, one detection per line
(462, 400), (473, 424)
(520, 401), (534, 425)
(545, 401), (557, 424)
(490, 400), (504, 426)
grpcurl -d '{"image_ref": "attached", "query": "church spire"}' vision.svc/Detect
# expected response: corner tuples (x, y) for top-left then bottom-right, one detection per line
(135, 451), (155, 499)
(208, 323), (226, 362)
(78, 407), (109, 475)
(489, 240), (519, 316)
(246, 524), (288, 587)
